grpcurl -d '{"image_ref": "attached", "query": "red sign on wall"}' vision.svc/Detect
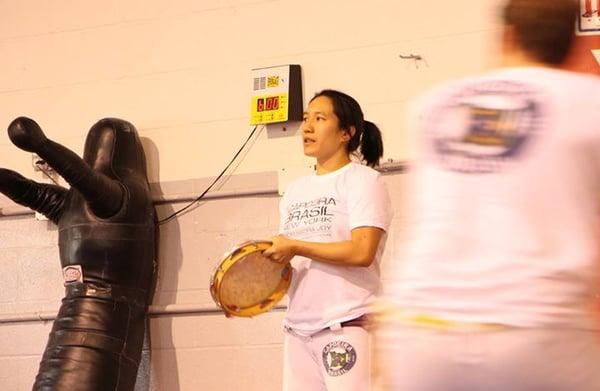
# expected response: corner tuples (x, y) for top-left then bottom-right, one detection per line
(578, 0), (600, 34)
(563, 0), (600, 74)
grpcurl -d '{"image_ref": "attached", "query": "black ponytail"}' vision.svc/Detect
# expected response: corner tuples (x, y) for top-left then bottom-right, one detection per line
(360, 120), (384, 167)
(311, 90), (384, 167)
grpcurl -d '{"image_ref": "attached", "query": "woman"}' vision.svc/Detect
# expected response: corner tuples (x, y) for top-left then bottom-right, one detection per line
(264, 89), (392, 391)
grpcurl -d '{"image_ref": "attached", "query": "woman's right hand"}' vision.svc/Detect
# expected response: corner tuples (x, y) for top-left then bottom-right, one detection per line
(263, 235), (296, 264)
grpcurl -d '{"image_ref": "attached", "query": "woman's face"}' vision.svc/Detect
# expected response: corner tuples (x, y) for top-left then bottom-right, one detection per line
(301, 96), (350, 161)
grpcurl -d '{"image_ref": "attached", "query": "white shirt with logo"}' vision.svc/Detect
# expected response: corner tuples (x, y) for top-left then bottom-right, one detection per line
(280, 162), (392, 334)
(386, 67), (600, 329)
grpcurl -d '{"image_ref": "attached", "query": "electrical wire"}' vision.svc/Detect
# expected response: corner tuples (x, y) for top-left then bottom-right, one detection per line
(37, 164), (60, 186)
(157, 125), (260, 225)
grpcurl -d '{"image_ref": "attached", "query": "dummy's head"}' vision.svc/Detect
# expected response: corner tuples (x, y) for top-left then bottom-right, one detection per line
(502, 0), (578, 66)
(83, 118), (148, 179)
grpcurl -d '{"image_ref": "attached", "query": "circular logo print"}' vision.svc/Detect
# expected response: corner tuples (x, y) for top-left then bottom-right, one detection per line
(426, 80), (546, 174)
(322, 340), (357, 376)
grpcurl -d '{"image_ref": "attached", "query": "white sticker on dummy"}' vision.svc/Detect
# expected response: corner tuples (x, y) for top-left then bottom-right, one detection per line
(62, 265), (84, 285)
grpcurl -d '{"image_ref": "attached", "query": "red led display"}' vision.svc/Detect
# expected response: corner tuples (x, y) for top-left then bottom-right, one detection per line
(256, 96), (280, 112)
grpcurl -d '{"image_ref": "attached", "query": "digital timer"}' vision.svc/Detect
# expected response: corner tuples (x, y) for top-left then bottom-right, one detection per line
(256, 96), (280, 112)
(250, 65), (303, 125)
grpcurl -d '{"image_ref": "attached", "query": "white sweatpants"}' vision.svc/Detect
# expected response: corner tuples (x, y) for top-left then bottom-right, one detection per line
(374, 325), (600, 391)
(282, 325), (371, 391)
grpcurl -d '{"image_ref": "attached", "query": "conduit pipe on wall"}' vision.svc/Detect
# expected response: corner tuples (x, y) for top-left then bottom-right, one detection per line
(0, 188), (280, 218)
(0, 304), (287, 324)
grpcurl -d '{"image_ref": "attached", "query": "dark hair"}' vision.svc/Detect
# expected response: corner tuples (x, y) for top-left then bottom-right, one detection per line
(310, 89), (384, 167)
(503, 0), (578, 65)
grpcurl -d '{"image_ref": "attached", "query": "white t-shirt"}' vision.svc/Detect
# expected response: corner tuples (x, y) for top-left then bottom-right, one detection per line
(386, 67), (600, 329)
(280, 162), (392, 334)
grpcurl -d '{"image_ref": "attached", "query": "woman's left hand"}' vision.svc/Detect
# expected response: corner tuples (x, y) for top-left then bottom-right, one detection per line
(263, 235), (296, 264)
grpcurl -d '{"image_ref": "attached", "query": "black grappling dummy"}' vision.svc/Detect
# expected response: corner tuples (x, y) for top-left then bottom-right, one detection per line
(0, 117), (156, 391)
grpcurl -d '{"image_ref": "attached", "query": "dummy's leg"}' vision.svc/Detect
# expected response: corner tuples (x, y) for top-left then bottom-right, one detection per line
(33, 292), (147, 391)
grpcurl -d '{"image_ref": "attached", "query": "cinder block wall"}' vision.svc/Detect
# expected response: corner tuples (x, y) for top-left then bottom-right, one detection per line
(0, 0), (502, 389)
(0, 171), (409, 390)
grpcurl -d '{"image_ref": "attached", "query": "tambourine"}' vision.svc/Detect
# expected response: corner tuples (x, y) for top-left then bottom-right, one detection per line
(210, 240), (292, 317)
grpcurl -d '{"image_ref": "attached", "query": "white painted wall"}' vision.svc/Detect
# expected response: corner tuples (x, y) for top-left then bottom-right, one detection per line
(0, 0), (502, 183)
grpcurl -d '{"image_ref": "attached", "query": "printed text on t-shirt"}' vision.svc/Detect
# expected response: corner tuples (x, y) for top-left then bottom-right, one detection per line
(283, 196), (337, 238)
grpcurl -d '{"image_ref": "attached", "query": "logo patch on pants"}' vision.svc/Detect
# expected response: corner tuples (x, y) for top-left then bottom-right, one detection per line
(322, 340), (356, 376)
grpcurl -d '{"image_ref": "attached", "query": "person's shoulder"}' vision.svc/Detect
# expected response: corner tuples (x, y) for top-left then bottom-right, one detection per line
(553, 70), (600, 91)
(490, 67), (600, 91)
(344, 162), (381, 182)
(415, 67), (597, 108)
(540, 68), (600, 81)
(519, 68), (600, 104)
(421, 67), (550, 95)
(342, 163), (390, 205)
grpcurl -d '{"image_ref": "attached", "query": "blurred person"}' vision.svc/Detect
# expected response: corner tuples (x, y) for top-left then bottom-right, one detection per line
(264, 90), (392, 391)
(376, 0), (600, 390)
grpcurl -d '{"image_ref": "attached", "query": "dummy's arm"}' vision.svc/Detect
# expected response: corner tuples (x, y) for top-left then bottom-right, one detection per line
(0, 168), (67, 223)
(7, 117), (124, 218)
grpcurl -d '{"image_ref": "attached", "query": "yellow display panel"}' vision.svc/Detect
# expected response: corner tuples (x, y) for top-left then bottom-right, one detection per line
(250, 93), (289, 125)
